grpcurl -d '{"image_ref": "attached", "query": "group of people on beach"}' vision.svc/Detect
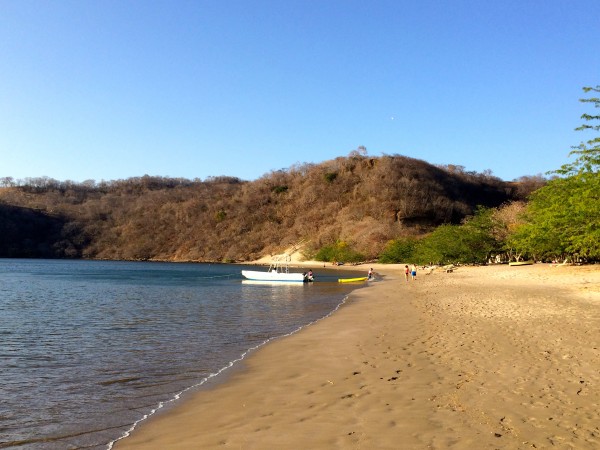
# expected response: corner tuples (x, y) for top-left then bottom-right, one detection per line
(367, 265), (417, 282)
(404, 264), (417, 281)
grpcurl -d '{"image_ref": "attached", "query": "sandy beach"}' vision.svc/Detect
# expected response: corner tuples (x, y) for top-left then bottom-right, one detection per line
(115, 263), (600, 449)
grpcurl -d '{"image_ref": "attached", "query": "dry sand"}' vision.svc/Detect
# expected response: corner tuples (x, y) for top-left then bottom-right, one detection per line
(115, 263), (600, 449)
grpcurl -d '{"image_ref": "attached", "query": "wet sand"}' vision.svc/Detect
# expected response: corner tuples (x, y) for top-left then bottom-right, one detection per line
(115, 263), (600, 449)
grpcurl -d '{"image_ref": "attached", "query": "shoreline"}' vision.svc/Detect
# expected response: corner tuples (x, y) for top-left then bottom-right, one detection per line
(115, 263), (600, 449)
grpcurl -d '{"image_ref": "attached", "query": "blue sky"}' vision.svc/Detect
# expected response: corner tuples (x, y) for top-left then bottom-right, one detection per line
(1, 0), (599, 183)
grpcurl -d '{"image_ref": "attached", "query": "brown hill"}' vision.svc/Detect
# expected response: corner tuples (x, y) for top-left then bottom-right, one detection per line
(0, 154), (535, 261)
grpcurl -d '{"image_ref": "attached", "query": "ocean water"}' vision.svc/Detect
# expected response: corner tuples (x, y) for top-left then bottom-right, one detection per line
(0, 259), (365, 449)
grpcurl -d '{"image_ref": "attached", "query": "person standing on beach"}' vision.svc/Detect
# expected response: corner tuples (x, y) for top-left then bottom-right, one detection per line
(404, 265), (410, 282)
(411, 264), (417, 280)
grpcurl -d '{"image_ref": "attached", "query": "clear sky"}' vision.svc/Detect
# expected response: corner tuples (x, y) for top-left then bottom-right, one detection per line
(1, 0), (599, 183)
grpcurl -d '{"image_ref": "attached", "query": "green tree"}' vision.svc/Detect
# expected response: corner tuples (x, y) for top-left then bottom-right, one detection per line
(510, 86), (600, 260)
(510, 174), (600, 260)
(460, 206), (502, 262)
(315, 240), (365, 263)
(378, 237), (417, 263)
(556, 86), (600, 176)
(413, 208), (501, 265)
(415, 224), (466, 264)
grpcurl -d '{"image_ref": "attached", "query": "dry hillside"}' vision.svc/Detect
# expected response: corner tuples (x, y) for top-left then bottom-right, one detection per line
(0, 154), (536, 261)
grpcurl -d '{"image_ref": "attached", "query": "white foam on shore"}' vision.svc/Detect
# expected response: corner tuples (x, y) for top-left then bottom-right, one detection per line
(106, 293), (354, 449)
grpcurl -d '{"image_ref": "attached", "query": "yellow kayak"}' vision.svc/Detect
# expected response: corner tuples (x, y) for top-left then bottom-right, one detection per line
(338, 277), (369, 283)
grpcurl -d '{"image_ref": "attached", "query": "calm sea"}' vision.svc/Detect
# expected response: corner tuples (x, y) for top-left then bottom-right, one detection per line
(0, 259), (366, 449)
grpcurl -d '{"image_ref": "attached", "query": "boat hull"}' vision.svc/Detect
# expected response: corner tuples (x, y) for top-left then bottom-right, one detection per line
(241, 270), (306, 282)
(508, 261), (534, 266)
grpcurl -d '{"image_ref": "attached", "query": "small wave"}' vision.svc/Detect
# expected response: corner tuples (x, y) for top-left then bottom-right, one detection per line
(0, 422), (130, 449)
(196, 273), (238, 279)
(98, 377), (143, 386)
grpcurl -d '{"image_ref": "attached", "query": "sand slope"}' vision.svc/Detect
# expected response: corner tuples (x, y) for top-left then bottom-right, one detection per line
(115, 264), (600, 449)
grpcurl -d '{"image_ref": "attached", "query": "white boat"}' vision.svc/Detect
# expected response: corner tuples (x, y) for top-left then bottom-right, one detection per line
(241, 269), (306, 282)
(241, 254), (311, 283)
(241, 279), (305, 285)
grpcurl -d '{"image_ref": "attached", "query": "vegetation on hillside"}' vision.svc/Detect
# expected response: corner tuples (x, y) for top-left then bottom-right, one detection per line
(0, 154), (527, 262)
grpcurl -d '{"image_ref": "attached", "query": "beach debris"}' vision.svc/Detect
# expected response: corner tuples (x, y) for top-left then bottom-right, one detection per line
(442, 264), (455, 273)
